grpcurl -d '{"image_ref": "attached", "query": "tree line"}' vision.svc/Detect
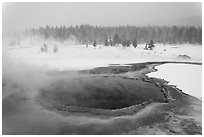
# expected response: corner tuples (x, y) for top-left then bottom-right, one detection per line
(25, 24), (202, 45)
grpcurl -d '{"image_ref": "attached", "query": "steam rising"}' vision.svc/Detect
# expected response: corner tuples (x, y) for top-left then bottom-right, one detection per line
(3, 51), (51, 99)
(38, 76), (164, 110)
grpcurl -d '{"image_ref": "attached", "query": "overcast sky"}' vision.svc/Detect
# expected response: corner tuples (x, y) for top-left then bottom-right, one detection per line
(3, 2), (202, 33)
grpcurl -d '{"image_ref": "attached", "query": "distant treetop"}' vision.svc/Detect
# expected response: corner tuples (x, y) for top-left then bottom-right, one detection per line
(24, 25), (202, 45)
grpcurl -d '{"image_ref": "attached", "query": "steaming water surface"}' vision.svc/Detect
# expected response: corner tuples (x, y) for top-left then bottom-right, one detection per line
(2, 74), (164, 134)
(3, 59), (202, 134)
(147, 63), (202, 99)
(38, 76), (165, 110)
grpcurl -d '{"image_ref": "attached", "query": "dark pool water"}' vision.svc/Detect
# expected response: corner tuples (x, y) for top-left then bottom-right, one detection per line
(39, 76), (164, 110)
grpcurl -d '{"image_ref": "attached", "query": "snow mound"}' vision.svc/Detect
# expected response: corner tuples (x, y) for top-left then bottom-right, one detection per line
(147, 63), (202, 99)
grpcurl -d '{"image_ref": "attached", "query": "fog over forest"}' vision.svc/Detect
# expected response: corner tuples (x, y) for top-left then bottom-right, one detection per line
(7, 25), (202, 46)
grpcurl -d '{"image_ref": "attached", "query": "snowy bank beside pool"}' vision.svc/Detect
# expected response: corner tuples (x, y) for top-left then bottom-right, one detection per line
(147, 63), (202, 100)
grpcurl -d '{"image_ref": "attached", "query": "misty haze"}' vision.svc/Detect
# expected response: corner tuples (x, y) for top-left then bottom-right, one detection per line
(2, 2), (202, 135)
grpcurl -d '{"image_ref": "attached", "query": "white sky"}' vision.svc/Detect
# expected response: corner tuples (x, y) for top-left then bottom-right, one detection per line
(2, 2), (202, 33)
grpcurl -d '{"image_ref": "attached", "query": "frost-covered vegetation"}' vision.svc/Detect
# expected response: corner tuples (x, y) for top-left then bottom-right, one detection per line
(6, 25), (202, 47)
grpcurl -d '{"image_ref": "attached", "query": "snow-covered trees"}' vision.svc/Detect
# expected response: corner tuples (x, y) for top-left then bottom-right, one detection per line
(41, 44), (48, 52)
(148, 39), (155, 50)
(132, 38), (138, 48)
(104, 39), (109, 46)
(27, 25), (202, 45)
(53, 45), (58, 53)
(122, 39), (131, 47)
(93, 40), (97, 48)
(144, 39), (155, 50)
(113, 34), (121, 45)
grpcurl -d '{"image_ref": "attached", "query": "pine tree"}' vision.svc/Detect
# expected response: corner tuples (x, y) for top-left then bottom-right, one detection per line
(104, 39), (109, 46)
(126, 39), (131, 47)
(109, 39), (113, 46)
(113, 34), (121, 45)
(148, 39), (155, 50)
(122, 39), (131, 47)
(149, 39), (154, 45)
(93, 40), (97, 47)
(133, 38), (138, 48)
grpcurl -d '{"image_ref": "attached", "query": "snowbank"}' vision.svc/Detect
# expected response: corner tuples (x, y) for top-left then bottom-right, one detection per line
(147, 63), (202, 99)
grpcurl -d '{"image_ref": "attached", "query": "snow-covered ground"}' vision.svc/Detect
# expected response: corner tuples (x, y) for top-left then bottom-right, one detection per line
(2, 39), (202, 115)
(147, 63), (202, 100)
(3, 38), (202, 71)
